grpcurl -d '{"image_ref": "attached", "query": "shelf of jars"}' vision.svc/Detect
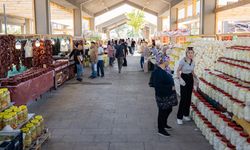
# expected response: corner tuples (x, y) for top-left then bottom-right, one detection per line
(191, 91), (250, 150)
(0, 88), (49, 149)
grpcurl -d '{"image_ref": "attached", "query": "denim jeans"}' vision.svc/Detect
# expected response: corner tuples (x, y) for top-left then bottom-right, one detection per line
(97, 60), (104, 77)
(91, 63), (97, 77)
(76, 64), (83, 79)
(140, 56), (144, 69)
(117, 57), (124, 73)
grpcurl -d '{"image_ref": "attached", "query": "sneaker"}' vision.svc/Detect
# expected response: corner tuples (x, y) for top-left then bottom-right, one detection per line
(177, 119), (183, 125)
(183, 116), (191, 121)
(158, 130), (170, 137)
(164, 125), (172, 130)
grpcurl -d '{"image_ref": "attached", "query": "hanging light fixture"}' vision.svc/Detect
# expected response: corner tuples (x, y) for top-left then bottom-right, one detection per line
(66, 38), (70, 45)
(35, 39), (40, 47)
(61, 39), (66, 46)
(15, 40), (22, 50)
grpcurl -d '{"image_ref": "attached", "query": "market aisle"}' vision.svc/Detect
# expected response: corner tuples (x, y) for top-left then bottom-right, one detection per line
(29, 56), (213, 150)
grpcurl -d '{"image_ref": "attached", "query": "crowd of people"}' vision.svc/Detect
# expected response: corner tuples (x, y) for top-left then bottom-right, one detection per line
(69, 38), (138, 81)
(70, 38), (197, 138)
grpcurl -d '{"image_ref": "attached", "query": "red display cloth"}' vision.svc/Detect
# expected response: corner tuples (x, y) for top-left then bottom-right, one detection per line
(6, 71), (54, 106)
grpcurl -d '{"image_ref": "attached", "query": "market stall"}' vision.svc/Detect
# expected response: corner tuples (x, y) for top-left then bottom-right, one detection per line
(0, 34), (74, 105)
(190, 43), (250, 150)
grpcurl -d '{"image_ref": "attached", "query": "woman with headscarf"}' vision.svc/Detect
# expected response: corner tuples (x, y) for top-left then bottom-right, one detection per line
(149, 53), (177, 137)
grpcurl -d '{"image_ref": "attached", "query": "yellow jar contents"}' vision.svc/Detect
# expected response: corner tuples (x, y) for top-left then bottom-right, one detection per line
(3, 114), (12, 127)
(0, 113), (4, 130)
(14, 107), (23, 124)
(4, 109), (12, 114)
(31, 119), (41, 137)
(21, 127), (32, 148)
(35, 115), (44, 132)
(9, 112), (17, 129)
(19, 105), (28, 121)
(26, 123), (37, 141)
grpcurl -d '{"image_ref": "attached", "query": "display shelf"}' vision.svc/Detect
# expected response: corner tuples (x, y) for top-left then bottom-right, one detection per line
(219, 57), (250, 65)
(190, 102), (236, 149)
(26, 128), (50, 150)
(233, 116), (250, 135)
(17, 113), (35, 129)
(215, 70), (250, 85)
(0, 102), (14, 112)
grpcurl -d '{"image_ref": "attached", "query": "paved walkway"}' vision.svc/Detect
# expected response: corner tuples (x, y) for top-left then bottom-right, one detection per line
(29, 56), (213, 150)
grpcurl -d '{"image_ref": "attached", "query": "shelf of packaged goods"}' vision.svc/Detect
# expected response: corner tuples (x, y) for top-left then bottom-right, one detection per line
(17, 113), (35, 129)
(190, 102), (236, 149)
(233, 116), (250, 135)
(203, 70), (249, 101)
(196, 89), (227, 113)
(198, 78), (244, 117)
(0, 102), (14, 112)
(219, 57), (250, 65)
(228, 46), (250, 51)
(215, 70), (250, 85)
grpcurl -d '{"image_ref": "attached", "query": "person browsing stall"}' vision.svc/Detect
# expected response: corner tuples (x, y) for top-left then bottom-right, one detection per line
(176, 47), (196, 125)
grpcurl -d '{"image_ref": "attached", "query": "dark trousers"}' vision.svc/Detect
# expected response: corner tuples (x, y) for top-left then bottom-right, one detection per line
(177, 73), (194, 119)
(140, 56), (144, 69)
(158, 107), (173, 131)
(97, 60), (104, 76)
(109, 57), (114, 66)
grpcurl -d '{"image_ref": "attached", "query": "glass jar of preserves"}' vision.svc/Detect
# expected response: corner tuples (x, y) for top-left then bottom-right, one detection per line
(225, 142), (236, 150)
(19, 105), (28, 121)
(3, 114), (12, 128)
(0, 113), (4, 130)
(31, 119), (41, 137)
(21, 127), (32, 148)
(35, 115), (44, 132)
(14, 107), (23, 124)
(9, 112), (17, 129)
(26, 123), (37, 141)
(225, 122), (235, 140)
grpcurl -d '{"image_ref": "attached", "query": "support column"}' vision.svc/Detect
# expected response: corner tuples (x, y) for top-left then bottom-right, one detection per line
(200, 0), (216, 35)
(25, 19), (31, 34)
(21, 25), (25, 34)
(33, 0), (51, 34)
(170, 7), (178, 30)
(157, 17), (163, 32)
(73, 9), (82, 36)
(89, 18), (95, 31)
(0, 20), (2, 33)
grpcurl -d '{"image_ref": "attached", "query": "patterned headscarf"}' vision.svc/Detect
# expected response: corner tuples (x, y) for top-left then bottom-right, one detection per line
(156, 52), (171, 73)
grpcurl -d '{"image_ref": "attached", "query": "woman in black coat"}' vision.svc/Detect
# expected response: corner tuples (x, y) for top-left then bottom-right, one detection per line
(149, 53), (176, 137)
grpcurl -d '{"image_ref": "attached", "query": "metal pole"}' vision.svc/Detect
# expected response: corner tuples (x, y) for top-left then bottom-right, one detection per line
(3, 4), (7, 34)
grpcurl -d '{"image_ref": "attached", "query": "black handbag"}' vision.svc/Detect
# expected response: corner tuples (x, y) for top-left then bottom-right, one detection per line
(156, 92), (178, 110)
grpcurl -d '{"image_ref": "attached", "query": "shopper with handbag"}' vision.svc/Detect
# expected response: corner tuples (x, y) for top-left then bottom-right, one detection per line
(176, 47), (196, 125)
(149, 53), (177, 137)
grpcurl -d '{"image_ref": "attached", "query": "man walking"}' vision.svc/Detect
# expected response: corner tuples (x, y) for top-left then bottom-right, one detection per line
(115, 40), (125, 73)
(97, 42), (105, 77)
(89, 42), (98, 79)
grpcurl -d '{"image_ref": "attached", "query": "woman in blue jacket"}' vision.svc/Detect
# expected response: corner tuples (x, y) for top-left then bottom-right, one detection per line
(149, 53), (176, 137)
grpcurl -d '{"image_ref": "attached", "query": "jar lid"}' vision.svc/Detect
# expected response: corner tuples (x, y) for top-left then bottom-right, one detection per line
(19, 105), (27, 110)
(234, 127), (243, 132)
(216, 133), (222, 137)
(227, 143), (236, 149)
(219, 114), (226, 118)
(31, 119), (39, 125)
(35, 115), (43, 120)
(228, 122), (236, 127)
(247, 138), (250, 143)
(240, 132), (249, 137)
(223, 118), (230, 122)
(3, 114), (11, 119)
(222, 138), (228, 143)
(212, 128), (218, 132)
(21, 128), (29, 133)
(4, 109), (12, 113)
(26, 123), (34, 128)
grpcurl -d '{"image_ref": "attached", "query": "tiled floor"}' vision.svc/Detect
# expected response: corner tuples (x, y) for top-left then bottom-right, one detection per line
(29, 56), (213, 150)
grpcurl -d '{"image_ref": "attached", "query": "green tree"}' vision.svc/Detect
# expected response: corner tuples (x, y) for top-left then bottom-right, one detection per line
(127, 10), (145, 37)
